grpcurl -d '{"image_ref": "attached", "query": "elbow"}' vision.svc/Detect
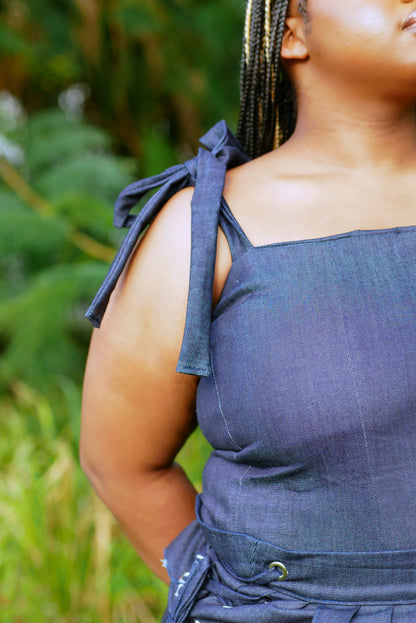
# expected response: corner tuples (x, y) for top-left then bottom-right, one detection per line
(78, 424), (109, 495)
(79, 438), (118, 511)
(79, 442), (92, 479)
(79, 427), (146, 509)
(79, 404), (113, 495)
(79, 435), (100, 487)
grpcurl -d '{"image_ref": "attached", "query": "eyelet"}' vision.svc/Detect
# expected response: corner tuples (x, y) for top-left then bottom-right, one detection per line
(268, 561), (288, 580)
(178, 571), (190, 581)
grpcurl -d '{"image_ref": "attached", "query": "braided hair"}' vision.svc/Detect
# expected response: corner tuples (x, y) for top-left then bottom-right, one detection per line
(237, 0), (308, 159)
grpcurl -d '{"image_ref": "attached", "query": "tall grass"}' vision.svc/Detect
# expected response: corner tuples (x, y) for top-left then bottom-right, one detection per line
(0, 381), (211, 622)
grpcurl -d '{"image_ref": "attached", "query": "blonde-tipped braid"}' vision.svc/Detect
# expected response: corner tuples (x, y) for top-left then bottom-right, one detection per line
(237, 0), (300, 159)
(244, 0), (254, 64)
(264, 0), (271, 64)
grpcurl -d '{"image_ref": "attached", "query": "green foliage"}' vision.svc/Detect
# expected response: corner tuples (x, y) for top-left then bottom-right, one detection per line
(0, 0), (237, 617)
(38, 152), (132, 202)
(0, 382), (210, 622)
(0, 262), (108, 387)
(0, 193), (67, 265)
(53, 192), (115, 240)
(0, 383), (163, 622)
(0, 106), (132, 392)
(24, 110), (135, 202)
(0, 0), (243, 162)
(26, 109), (111, 172)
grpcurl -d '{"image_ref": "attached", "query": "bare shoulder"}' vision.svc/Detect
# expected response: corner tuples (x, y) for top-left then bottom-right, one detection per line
(223, 144), (332, 246)
(102, 186), (195, 351)
(224, 142), (310, 211)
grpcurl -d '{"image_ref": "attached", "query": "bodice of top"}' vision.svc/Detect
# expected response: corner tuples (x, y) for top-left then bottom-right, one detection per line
(197, 222), (416, 553)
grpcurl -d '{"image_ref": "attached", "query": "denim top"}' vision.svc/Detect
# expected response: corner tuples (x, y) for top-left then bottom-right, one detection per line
(86, 122), (416, 621)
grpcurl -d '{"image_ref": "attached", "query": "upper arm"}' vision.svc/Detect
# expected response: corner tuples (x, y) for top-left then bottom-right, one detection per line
(80, 187), (199, 480)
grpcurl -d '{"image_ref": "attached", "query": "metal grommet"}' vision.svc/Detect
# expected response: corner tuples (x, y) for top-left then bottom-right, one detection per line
(178, 571), (190, 582)
(268, 561), (288, 580)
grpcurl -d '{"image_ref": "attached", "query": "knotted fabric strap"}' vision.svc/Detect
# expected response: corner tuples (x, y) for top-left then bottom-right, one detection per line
(85, 120), (249, 376)
(177, 148), (226, 375)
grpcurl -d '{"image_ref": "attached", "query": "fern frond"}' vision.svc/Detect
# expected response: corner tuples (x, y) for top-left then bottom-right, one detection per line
(26, 110), (111, 173)
(0, 262), (108, 389)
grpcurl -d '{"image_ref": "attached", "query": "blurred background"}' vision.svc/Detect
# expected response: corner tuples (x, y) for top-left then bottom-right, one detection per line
(0, 1), (242, 620)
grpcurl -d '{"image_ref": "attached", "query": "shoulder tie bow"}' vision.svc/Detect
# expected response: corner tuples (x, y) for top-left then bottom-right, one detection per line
(85, 120), (249, 376)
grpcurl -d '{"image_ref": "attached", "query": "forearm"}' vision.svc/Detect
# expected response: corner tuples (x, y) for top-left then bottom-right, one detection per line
(85, 461), (197, 583)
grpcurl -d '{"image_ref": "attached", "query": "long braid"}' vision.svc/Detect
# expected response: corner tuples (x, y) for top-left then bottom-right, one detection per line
(238, 1), (266, 158)
(262, 2), (286, 151)
(245, 3), (265, 157)
(237, 0), (300, 159)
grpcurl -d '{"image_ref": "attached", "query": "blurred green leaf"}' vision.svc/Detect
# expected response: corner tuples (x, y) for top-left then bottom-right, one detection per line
(0, 262), (107, 388)
(35, 152), (133, 203)
(0, 195), (68, 260)
(26, 110), (111, 172)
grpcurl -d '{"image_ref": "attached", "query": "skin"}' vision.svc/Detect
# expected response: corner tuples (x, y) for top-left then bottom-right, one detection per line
(80, 0), (416, 584)
(225, 0), (416, 247)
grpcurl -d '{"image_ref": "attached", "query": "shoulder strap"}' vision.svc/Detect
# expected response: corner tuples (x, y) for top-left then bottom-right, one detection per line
(176, 147), (226, 376)
(85, 120), (250, 376)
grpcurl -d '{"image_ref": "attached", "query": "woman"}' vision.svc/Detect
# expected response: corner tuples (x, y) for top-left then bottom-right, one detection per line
(80, 0), (416, 621)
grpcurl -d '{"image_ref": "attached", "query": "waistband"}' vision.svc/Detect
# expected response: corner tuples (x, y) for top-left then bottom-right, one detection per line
(195, 497), (416, 604)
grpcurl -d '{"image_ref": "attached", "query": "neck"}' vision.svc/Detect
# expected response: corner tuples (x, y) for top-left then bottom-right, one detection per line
(286, 85), (416, 173)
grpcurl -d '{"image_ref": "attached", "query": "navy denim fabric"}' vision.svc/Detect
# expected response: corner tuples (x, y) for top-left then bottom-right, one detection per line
(86, 123), (416, 621)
